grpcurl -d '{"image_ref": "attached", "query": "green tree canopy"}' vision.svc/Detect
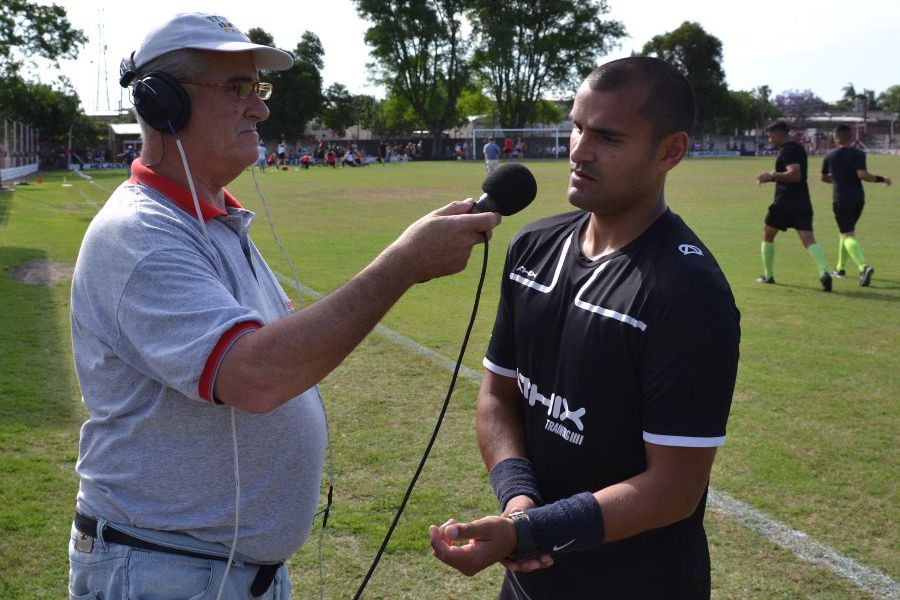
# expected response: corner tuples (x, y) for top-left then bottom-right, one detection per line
(0, 75), (101, 147)
(468, 0), (624, 128)
(250, 29), (325, 141)
(322, 83), (355, 136)
(0, 0), (87, 76)
(640, 21), (729, 134)
(456, 86), (498, 124)
(355, 0), (470, 158)
(878, 85), (900, 114)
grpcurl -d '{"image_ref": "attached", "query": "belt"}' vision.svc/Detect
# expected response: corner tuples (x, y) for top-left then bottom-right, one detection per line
(74, 512), (282, 597)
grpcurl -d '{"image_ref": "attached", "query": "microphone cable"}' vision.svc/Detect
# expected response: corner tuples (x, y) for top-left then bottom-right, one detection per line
(352, 232), (490, 600)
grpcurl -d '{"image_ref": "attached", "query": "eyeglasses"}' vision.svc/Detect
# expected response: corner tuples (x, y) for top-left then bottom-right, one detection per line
(177, 79), (273, 101)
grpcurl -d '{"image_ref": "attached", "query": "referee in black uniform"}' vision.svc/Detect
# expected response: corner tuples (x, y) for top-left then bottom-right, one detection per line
(755, 120), (832, 290)
(430, 57), (740, 599)
(821, 124), (892, 286)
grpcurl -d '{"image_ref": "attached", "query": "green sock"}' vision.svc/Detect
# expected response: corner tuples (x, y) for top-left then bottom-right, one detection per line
(843, 236), (867, 271)
(807, 243), (828, 276)
(836, 236), (849, 271)
(761, 241), (775, 278)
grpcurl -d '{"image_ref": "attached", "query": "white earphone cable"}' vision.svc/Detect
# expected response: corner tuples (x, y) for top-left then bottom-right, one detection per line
(172, 130), (240, 600)
(252, 165), (334, 599)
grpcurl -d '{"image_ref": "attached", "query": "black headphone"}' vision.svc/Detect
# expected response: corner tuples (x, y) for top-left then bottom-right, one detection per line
(120, 53), (191, 133)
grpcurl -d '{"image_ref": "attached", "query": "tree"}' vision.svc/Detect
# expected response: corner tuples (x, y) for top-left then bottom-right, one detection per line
(246, 27), (275, 48)
(773, 89), (825, 122)
(640, 21), (729, 134)
(251, 30), (325, 141)
(456, 86), (498, 124)
(834, 82), (857, 110)
(0, 1), (87, 76)
(380, 93), (421, 136)
(355, 0), (470, 158)
(0, 75), (102, 148)
(715, 90), (757, 134)
(468, 0), (624, 128)
(321, 83), (355, 136)
(878, 85), (900, 114)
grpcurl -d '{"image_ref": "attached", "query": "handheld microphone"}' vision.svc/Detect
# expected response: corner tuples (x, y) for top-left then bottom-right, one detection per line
(471, 163), (538, 215)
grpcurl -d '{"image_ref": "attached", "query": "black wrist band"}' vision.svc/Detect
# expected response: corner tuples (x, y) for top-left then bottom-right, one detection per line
(526, 491), (605, 555)
(489, 457), (544, 512)
(875, 175), (885, 183)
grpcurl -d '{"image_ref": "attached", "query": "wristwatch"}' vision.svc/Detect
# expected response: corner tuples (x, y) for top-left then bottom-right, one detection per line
(508, 511), (540, 562)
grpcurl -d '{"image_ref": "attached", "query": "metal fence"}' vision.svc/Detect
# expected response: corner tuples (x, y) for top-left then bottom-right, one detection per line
(1, 118), (40, 182)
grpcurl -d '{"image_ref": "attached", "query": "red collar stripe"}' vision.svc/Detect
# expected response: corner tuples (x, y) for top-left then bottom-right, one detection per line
(130, 160), (243, 222)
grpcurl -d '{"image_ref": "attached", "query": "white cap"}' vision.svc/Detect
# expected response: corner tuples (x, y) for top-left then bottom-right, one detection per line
(132, 13), (294, 72)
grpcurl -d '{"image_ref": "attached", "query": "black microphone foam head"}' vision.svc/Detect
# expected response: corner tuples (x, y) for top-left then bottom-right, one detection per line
(480, 163), (537, 216)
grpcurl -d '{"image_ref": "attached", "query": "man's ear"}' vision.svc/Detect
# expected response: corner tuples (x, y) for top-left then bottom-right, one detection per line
(656, 131), (689, 173)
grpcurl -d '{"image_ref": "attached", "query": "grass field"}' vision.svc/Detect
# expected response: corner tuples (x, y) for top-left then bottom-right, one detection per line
(0, 156), (897, 598)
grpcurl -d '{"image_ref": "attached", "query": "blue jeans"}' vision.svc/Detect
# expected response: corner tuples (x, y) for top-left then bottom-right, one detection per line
(68, 521), (292, 599)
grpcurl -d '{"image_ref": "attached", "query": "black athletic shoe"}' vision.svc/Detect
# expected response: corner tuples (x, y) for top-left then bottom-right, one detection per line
(756, 275), (775, 284)
(860, 266), (874, 287)
(820, 272), (832, 292)
(832, 269), (846, 278)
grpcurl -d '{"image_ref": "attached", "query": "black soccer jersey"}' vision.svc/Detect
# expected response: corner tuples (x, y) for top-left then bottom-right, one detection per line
(485, 209), (740, 598)
(822, 147), (867, 204)
(773, 141), (811, 207)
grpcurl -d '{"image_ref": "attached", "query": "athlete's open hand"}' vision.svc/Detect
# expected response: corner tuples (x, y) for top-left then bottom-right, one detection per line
(429, 514), (554, 576)
(429, 516), (516, 576)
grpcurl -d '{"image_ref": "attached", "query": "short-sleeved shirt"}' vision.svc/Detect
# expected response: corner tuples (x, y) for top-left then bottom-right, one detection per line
(70, 160), (327, 563)
(484, 209), (740, 597)
(822, 147), (866, 204)
(484, 142), (501, 160)
(772, 141), (810, 208)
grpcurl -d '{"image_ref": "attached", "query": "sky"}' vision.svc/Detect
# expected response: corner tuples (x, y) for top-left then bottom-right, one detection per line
(33, 0), (900, 114)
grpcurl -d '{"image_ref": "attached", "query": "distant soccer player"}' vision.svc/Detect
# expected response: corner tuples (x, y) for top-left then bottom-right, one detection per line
(821, 124), (892, 287)
(755, 120), (831, 291)
(483, 138), (501, 173)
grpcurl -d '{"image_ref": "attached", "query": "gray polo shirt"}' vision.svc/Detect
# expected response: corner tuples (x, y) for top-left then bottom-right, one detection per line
(70, 161), (326, 562)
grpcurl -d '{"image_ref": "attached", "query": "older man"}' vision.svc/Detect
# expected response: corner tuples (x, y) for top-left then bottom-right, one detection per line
(429, 57), (740, 599)
(68, 13), (499, 600)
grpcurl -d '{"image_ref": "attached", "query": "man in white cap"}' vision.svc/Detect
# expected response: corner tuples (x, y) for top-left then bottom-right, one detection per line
(68, 13), (499, 599)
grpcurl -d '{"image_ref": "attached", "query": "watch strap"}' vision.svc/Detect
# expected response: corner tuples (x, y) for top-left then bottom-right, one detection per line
(508, 511), (540, 562)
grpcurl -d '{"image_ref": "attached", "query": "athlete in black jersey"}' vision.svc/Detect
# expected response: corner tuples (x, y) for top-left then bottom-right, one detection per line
(755, 120), (832, 291)
(430, 57), (740, 599)
(821, 124), (892, 286)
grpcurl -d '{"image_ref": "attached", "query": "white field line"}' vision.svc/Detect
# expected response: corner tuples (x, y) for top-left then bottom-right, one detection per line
(78, 191), (102, 211)
(274, 270), (899, 599)
(707, 490), (898, 599)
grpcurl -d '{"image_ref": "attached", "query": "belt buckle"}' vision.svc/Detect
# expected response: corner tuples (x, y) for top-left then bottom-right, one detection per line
(75, 532), (94, 553)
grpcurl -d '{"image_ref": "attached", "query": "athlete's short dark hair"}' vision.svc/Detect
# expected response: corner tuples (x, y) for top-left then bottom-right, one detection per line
(766, 120), (790, 134)
(584, 56), (696, 144)
(834, 124), (852, 141)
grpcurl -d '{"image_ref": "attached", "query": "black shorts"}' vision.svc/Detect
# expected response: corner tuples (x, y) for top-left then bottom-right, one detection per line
(765, 202), (813, 231)
(832, 200), (864, 233)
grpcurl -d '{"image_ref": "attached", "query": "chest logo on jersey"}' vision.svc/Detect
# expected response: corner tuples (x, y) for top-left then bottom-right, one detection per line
(678, 244), (703, 256)
(517, 371), (585, 446)
(515, 265), (538, 278)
